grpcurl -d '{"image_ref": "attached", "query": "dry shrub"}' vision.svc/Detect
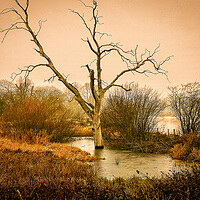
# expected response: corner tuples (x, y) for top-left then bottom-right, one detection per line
(1, 95), (75, 143)
(189, 148), (200, 161)
(101, 84), (166, 143)
(0, 149), (95, 199)
(0, 135), (199, 199)
(170, 143), (188, 160)
(105, 132), (178, 153)
(151, 165), (200, 200)
(170, 132), (200, 161)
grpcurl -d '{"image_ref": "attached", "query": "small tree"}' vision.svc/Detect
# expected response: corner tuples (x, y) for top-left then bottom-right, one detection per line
(0, 0), (172, 148)
(168, 82), (200, 134)
(101, 84), (166, 142)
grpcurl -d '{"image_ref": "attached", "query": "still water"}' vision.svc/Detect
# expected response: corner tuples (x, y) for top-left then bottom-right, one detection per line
(157, 116), (180, 134)
(68, 138), (184, 179)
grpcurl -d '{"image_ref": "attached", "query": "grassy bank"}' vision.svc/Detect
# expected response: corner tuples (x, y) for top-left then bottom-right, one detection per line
(104, 131), (200, 163)
(104, 133), (178, 153)
(0, 136), (200, 199)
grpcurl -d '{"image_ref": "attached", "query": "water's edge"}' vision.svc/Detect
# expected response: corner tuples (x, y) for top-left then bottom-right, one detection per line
(67, 138), (185, 179)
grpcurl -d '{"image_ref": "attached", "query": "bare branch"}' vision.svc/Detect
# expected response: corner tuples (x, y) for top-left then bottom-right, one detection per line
(14, 0), (25, 12)
(147, 44), (160, 59)
(0, 21), (29, 42)
(82, 65), (98, 102)
(103, 45), (173, 93)
(69, 9), (93, 36)
(79, 0), (93, 9)
(0, 7), (25, 23)
(88, 58), (97, 67)
(87, 38), (98, 55)
(96, 31), (112, 39)
(44, 74), (57, 83)
(35, 19), (47, 36)
(25, 0), (30, 12)
(112, 84), (131, 92)
(11, 63), (49, 81)
(14, 0), (29, 14)
(0, 6), (28, 42)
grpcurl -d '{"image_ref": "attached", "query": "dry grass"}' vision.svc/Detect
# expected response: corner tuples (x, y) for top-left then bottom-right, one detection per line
(0, 136), (199, 199)
(0, 136), (95, 162)
(73, 125), (93, 137)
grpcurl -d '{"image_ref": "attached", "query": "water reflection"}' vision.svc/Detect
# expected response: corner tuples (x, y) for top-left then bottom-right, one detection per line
(68, 138), (183, 179)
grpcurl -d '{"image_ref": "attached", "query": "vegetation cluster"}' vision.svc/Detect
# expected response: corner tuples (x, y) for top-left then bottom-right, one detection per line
(0, 78), (199, 199)
(101, 82), (200, 161)
(0, 137), (199, 200)
(170, 131), (200, 162)
(0, 78), (89, 143)
(101, 84), (172, 153)
(0, 79), (199, 160)
(168, 82), (200, 134)
(101, 84), (166, 142)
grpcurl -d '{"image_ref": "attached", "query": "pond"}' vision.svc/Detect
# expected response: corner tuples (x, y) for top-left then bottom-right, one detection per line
(68, 137), (185, 179)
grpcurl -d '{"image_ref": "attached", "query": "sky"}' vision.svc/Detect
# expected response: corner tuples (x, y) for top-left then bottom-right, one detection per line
(0, 0), (200, 94)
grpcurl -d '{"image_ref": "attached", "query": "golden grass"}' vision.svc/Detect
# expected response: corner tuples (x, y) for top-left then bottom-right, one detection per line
(0, 136), (95, 162)
(0, 137), (199, 199)
(73, 125), (93, 137)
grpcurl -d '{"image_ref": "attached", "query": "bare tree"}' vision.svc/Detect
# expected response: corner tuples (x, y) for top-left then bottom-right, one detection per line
(168, 82), (200, 134)
(0, 0), (172, 148)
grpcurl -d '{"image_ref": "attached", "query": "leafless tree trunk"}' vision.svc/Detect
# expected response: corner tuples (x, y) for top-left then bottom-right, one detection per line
(1, 0), (172, 148)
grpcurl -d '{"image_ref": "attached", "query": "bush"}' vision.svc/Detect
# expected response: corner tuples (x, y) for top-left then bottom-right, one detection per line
(170, 132), (200, 162)
(0, 79), (76, 143)
(168, 82), (200, 134)
(101, 84), (166, 143)
(151, 165), (200, 200)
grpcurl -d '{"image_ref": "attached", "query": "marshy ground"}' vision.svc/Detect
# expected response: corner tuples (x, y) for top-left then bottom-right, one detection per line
(0, 137), (199, 199)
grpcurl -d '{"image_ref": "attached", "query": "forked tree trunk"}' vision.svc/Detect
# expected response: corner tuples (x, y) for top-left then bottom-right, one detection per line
(92, 101), (104, 149)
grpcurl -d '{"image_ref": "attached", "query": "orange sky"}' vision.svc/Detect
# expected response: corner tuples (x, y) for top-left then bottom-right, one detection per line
(0, 0), (200, 94)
